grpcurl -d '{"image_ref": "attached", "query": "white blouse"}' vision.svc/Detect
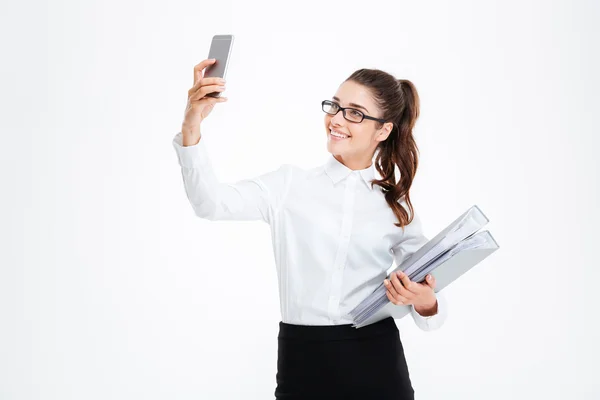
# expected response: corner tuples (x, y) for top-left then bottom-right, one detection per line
(172, 132), (447, 331)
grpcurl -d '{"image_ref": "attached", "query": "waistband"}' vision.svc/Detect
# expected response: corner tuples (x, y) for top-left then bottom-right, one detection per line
(277, 316), (398, 341)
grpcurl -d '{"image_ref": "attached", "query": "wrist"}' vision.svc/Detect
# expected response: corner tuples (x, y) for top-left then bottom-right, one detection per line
(181, 124), (201, 146)
(415, 298), (438, 317)
(181, 122), (200, 135)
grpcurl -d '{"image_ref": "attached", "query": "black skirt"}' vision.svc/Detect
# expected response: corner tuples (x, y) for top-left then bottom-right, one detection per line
(274, 316), (414, 400)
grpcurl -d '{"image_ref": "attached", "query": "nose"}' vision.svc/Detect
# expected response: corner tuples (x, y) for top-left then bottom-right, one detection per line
(330, 109), (346, 126)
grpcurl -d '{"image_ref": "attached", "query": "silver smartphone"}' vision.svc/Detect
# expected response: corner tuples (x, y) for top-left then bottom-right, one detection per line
(204, 34), (234, 97)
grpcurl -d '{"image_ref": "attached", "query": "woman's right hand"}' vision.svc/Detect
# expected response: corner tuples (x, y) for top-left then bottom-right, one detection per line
(181, 59), (228, 142)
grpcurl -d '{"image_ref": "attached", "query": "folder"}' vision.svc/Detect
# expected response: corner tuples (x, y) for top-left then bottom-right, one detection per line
(346, 205), (499, 328)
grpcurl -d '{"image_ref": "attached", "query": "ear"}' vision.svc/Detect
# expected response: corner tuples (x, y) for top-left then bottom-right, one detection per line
(377, 122), (394, 142)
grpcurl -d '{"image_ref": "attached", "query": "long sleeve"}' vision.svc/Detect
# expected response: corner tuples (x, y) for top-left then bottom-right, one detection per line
(409, 291), (448, 331)
(172, 132), (292, 223)
(391, 210), (449, 332)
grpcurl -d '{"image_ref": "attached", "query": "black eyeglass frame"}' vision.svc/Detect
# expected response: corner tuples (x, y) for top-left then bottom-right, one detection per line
(321, 100), (388, 124)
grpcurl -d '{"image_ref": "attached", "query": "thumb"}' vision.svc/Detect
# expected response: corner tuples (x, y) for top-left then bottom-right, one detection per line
(425, 274), (436, 289)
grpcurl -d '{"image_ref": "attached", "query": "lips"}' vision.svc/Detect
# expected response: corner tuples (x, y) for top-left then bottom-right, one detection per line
(329, 127), (350, 138)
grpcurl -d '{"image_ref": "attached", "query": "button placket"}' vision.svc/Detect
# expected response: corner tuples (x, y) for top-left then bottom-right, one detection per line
(328, 173), (357, 320)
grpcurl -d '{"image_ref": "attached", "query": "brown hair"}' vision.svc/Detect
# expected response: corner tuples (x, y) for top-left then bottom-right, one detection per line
(345, 69), (421, 229)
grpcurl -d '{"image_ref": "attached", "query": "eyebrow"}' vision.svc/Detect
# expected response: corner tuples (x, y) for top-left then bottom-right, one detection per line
(332, 96), (369, 113)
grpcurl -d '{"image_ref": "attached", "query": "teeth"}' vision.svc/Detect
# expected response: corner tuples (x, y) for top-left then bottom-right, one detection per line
(330, 129), (349, 138)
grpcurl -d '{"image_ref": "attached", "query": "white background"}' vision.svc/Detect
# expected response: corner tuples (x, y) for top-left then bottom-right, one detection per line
(1, 0), (599, 399)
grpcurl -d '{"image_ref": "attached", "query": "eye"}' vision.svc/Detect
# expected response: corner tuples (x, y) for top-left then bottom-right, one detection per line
(349, 109), (362, 117)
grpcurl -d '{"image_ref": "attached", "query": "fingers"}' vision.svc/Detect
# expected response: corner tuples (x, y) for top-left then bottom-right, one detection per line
(189, 83), (227, 101)
(386, 289), (409, 306)
(193, 59), (217, 85)
(190, 76), (226, 91)
(425, 274), (436, 289)
(397, 271), (416, 293)
(389, 271), (417, 298)
(188, 73), (226, 101)
(190, 60), (227, 102)
(189, 96), (228, 108)
(384, 272), (437, 307)
(384, 272), (415, 305)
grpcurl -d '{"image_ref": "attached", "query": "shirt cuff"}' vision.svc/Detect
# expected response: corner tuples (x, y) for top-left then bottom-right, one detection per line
(410, 291), (448, 331)
(172, 131), (211, 169)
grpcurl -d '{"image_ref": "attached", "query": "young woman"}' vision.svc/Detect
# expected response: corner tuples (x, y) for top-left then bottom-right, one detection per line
(172, 58), (448, 399)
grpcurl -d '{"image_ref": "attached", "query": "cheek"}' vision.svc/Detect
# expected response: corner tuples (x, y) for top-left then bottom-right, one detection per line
(349, 128), (368, 141)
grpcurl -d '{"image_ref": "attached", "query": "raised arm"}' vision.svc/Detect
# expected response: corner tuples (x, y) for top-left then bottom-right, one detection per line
(173, 59), (291, 223)
(172, 132), (291, 223)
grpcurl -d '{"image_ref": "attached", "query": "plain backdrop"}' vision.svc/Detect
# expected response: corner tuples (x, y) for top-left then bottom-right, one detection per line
(1, 0), (599, 399)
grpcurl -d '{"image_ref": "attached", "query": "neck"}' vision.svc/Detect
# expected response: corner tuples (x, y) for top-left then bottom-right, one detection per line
(334, 154), (373, 171)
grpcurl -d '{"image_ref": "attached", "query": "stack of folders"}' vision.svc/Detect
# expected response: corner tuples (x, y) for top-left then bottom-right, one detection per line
(347, 205), (499, 328)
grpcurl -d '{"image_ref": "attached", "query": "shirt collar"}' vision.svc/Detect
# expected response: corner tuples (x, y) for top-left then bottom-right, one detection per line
(324, 154), (377, 190)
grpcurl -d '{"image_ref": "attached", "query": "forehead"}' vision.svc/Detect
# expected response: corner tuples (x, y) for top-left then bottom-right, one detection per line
(332, 80), (377, 113)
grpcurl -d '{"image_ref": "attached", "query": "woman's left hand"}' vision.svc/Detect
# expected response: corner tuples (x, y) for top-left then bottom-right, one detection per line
(384, 271), (438, 315)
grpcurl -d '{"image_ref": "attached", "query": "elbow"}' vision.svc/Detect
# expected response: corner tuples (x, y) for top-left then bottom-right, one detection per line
(190, 200), (219, 221)
(193, 208), (217, 220)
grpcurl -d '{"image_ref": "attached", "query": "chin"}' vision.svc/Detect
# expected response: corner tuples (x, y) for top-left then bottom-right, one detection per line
(326, 142), (343, 156)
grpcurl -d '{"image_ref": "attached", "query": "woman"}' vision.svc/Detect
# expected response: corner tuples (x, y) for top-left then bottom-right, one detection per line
(172, 58), (448, 399)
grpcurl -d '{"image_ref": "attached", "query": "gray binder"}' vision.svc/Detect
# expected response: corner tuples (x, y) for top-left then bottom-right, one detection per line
(347, 205), (500, 328)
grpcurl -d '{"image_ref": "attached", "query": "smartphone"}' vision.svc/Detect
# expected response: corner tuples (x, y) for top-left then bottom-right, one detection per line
(204, 34), (234, 97)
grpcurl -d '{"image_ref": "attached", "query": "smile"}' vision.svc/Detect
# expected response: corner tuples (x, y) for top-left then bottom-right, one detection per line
(330, 129), (350, 140)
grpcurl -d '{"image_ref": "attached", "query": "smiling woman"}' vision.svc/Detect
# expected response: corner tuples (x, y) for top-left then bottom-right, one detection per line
(324, 72), (422, 229)
(173, 59), (446, 400)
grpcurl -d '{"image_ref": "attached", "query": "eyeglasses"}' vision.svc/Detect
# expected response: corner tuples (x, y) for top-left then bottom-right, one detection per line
(321, 100), (387, 124)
